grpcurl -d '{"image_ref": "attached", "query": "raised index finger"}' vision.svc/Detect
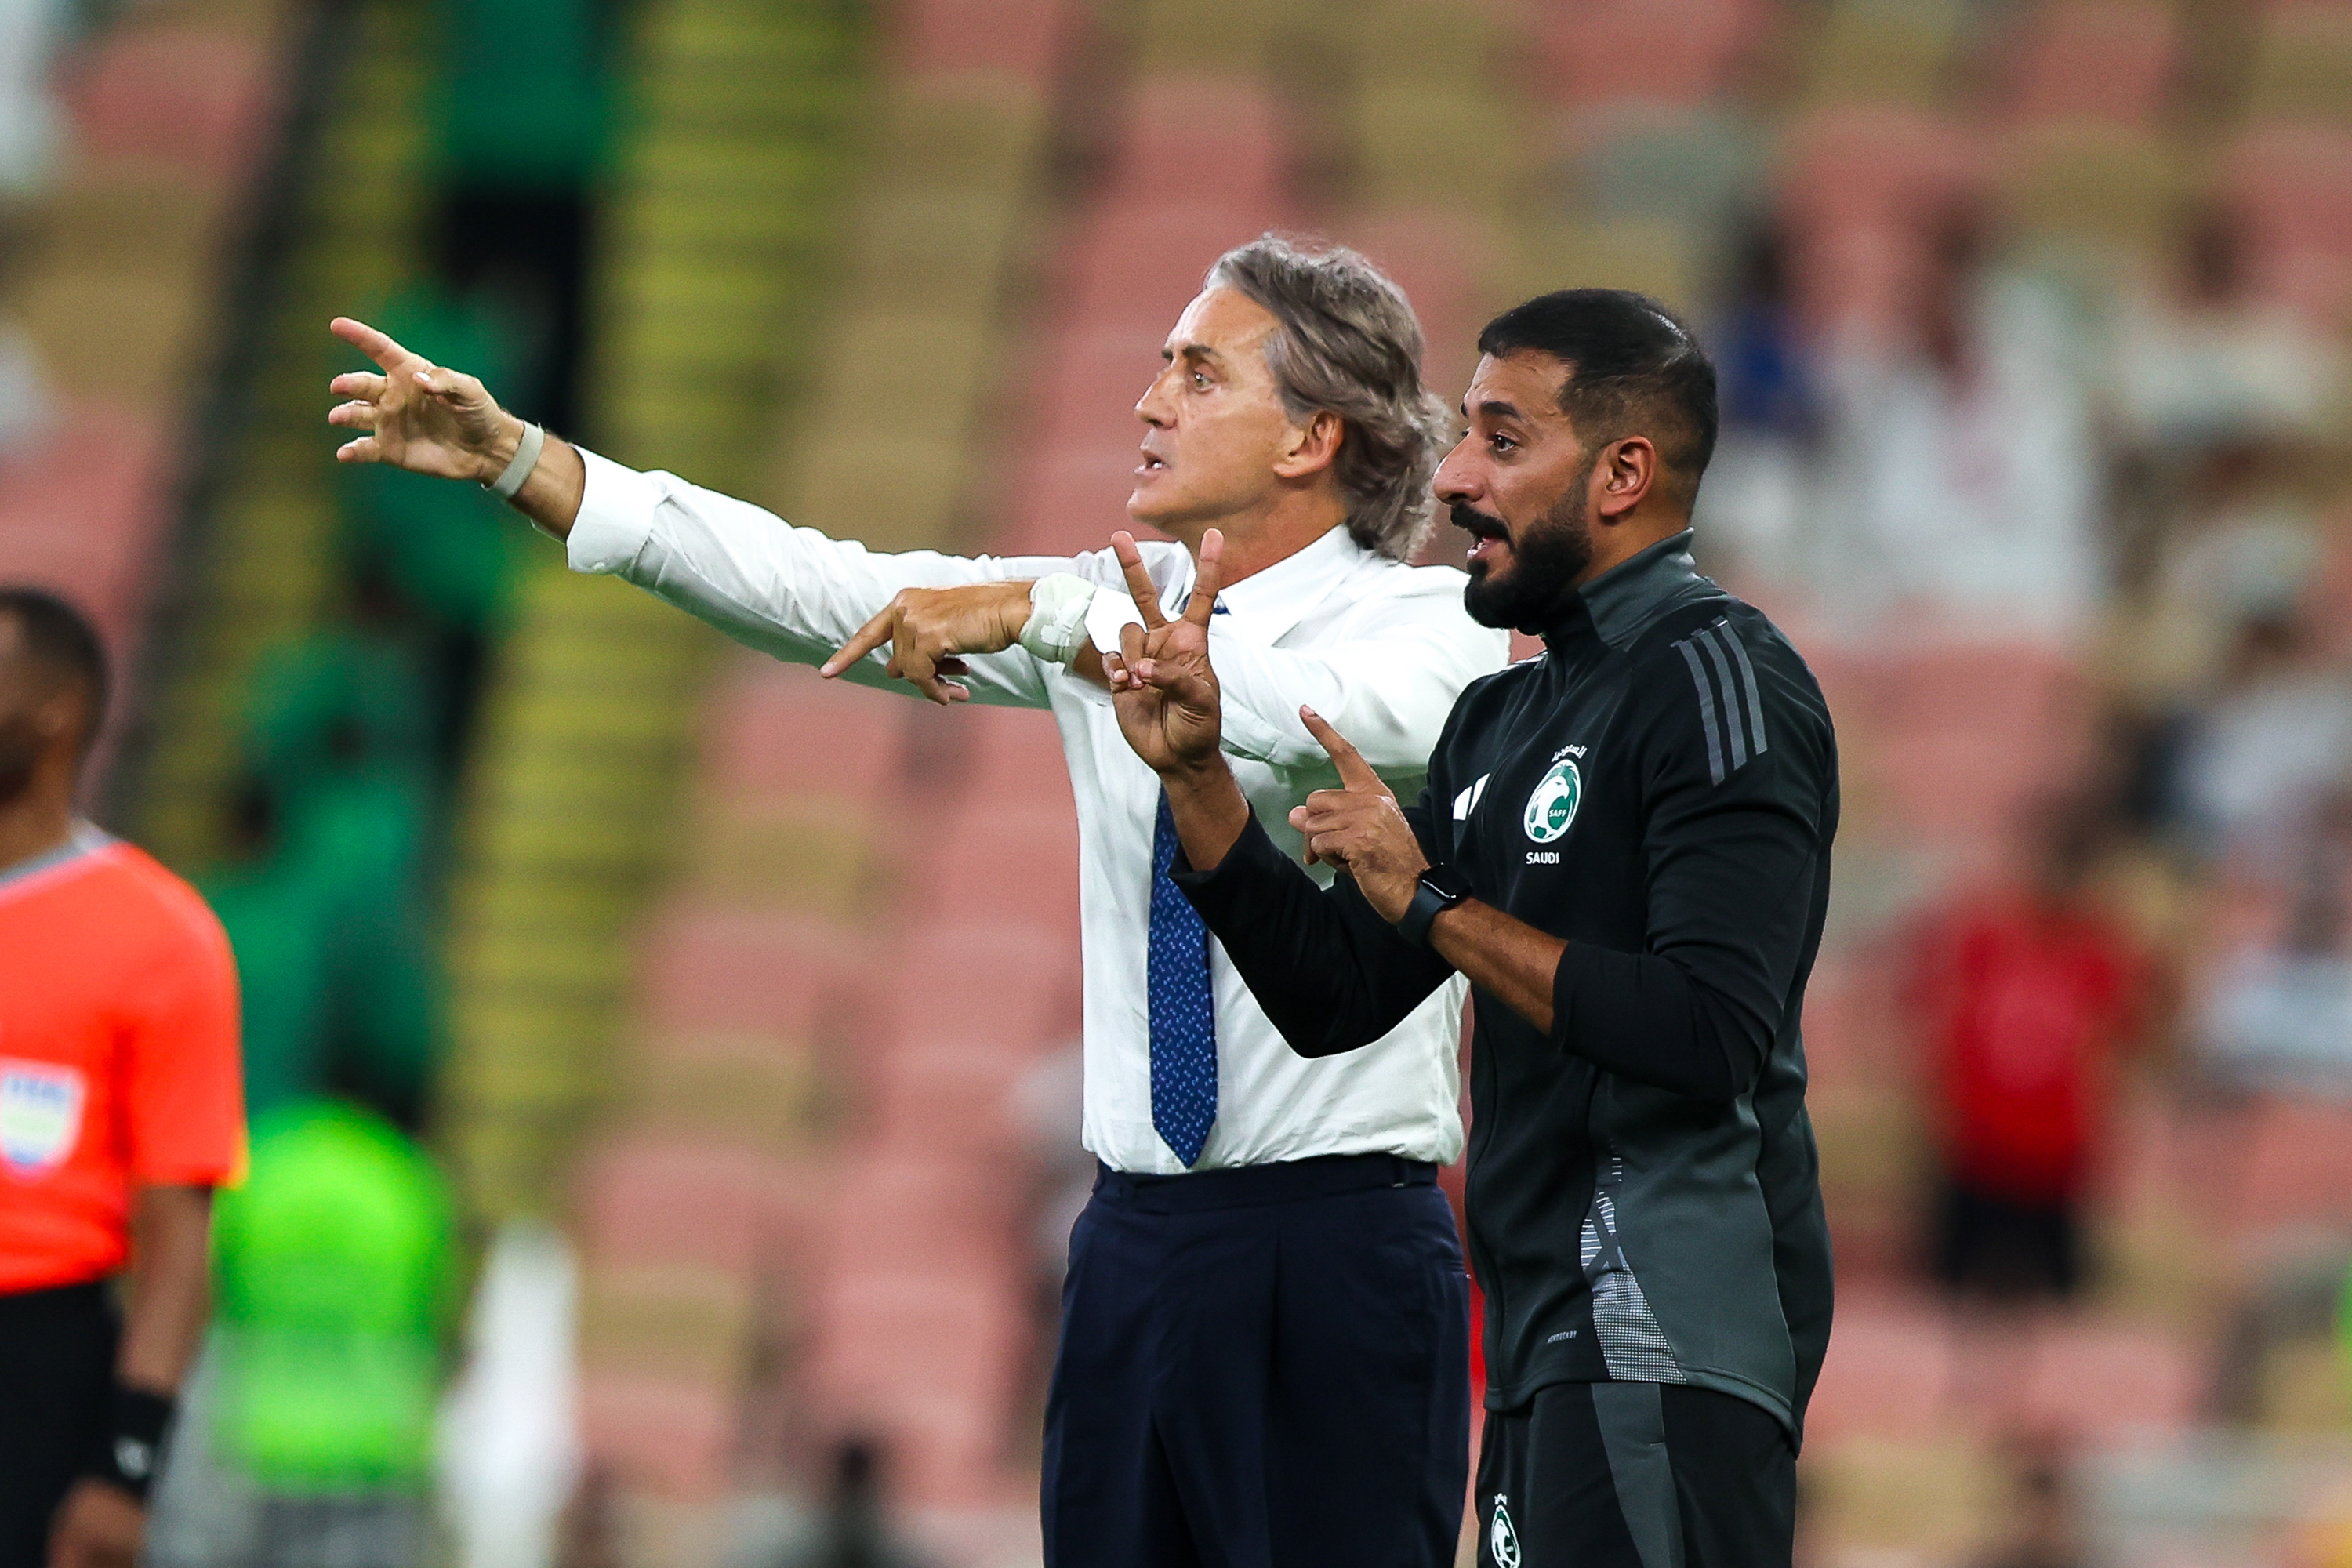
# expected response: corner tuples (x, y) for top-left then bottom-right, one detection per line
(1109, 530), (1167, 630)
(1299, 705), (1384, 793)
(330, 316), (416, 374)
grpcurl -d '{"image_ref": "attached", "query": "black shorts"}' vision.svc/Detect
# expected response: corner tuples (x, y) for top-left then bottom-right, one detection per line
(1475, 1381), (1795, 1568)
(1933, 1180), (2081, 1300)
(0, 1281), (117, 1568)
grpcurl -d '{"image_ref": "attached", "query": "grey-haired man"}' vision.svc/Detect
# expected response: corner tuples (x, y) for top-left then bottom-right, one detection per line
(327, 236), (1507, 1566)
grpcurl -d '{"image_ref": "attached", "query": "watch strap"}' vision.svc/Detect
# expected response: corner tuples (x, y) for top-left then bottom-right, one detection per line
(1395, 869), (1470, 947)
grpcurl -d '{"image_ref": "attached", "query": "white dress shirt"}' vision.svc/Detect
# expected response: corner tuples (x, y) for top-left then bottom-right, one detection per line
(567, 449), (1510, 1173)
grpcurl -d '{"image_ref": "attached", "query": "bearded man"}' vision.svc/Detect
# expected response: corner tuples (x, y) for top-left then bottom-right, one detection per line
(1105, 289), (1838, 1568)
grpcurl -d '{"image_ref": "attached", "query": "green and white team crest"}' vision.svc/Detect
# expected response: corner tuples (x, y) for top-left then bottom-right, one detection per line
(1489, 1494), (1522, 1567)
(1523, 758), (1581, 844)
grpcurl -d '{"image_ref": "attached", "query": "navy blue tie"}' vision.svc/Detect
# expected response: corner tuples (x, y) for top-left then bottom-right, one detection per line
(1148, 788), (1218, 1166)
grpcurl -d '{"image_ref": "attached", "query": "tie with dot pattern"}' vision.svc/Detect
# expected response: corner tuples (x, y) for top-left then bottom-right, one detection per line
(1147, 786), (1218, 1166)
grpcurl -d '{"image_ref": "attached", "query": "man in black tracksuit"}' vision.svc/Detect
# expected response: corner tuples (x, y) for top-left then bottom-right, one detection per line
(1099, 290), (1837, 1567)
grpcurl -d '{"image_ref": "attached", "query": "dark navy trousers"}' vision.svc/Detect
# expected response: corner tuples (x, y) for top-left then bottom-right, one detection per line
(1041, 1153), (1470, 1568)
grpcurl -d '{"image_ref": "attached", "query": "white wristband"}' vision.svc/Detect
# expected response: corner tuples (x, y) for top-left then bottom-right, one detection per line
(485, 421), (545, 501)
(1018, 574), (1098, 666)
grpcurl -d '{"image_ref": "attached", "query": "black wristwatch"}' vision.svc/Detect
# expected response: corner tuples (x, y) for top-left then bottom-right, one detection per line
(1395, 864), (1474, 947)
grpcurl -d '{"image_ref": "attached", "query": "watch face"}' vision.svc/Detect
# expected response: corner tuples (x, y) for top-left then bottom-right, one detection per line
(1424, 866), (1473, 903)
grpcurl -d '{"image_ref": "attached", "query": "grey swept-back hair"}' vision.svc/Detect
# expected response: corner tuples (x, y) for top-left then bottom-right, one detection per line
(1204, 234), (1453, 561)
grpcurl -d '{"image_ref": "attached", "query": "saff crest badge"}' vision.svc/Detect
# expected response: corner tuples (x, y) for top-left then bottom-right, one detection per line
(1522, 759), (1581, 844)
(1490, 1494), (1523, 1568)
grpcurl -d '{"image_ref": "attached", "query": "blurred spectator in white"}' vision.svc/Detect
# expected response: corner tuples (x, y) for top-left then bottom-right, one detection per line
(0, 0), (63, 197)
(2108, 206), (2341, 467)
(1694, 218), (1820, 592)
(0, 317), (49, 453)
(1008, 1040), (1091, 1297)
(1008, 1039), (1091, 1425)
(2198, 789), (2352, 1095)
(1904, 803), (2154, 1305)
(2124, 446), (2322, 692)
(1809, 209), (2103, 641)
(0, 0), (64, 462)
(2173, 610), (2352, 882)
(437, 1219), (583, 1568)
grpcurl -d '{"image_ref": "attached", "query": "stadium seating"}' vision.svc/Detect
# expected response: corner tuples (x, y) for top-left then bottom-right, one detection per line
(86, 0), (2352, 1559)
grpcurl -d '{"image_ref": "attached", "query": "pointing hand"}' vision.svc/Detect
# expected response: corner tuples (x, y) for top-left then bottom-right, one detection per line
(1289, 706), (1427, 920)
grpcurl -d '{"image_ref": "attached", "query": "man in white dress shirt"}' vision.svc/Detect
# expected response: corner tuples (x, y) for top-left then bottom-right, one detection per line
(326, 235), (1507, 1566)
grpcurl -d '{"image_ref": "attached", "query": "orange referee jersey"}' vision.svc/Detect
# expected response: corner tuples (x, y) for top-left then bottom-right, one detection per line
(0, 827), (243, 1294)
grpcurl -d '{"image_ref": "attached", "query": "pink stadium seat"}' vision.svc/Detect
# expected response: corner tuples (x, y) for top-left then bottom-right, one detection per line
(1802, 1289), (1958, 1442)
(1840, 645), (2094, 844)
(575, 1141), (779, 1276)
(1109, 77), (1284, 207)
(2231, 1098), (2352, 1234)
(0, 411), (171, 637)
(803, 1150), (1035, 1504)
(1323, 211), (1484, 390)
(1795, 956), (1876, 1083)
(1777, 106), (1987, 234)
(1062, 205), (1287, 326)
(1025, 327), (1166, 452)
(1533, 0), (1769, 108)
(2013, 1318), (2198, 1438)
(577, 1373), (742, 1500)
(1002, 448), (1143, 557)
(886, 915), (1075, 1020)
(2003, 2), (2179, 125)
(891, 0), (1072, 85)
(2220, 126), (2352, 323)
(1784, 218), (1921, 342)
(700, 656), (913, 803)
(634, 908), (874, 1038)
(66, 28), (271, 181)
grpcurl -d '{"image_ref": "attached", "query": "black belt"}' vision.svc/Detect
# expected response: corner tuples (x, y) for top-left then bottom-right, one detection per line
(1093, 1152), (1437, 1214)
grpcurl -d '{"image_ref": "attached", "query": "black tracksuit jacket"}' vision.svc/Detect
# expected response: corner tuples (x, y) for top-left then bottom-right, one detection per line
(1172, 531), (1838, 1439)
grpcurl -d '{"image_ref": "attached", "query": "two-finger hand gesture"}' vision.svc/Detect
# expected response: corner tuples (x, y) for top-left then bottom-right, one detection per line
(1105, 528), (1225, 775)
(325, 316), (519, 482)
(1288, 709), (1428, 920)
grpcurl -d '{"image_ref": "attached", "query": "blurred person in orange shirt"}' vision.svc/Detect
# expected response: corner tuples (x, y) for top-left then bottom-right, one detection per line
(0, 590), (243, 1568)
(1904, 804), (2154, 1302)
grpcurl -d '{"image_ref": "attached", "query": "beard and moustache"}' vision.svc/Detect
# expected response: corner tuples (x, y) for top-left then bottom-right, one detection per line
(1456, 457), (1597, 633)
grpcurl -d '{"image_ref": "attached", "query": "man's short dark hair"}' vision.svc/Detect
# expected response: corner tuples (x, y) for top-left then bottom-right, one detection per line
(1475, 289), (1719, 506)
(0, 586), (108, 736)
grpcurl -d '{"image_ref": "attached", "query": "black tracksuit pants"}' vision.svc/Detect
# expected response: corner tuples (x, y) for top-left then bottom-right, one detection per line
(1475, 1381), (1795, 1568)
(1042, 1152), (1470, 1568)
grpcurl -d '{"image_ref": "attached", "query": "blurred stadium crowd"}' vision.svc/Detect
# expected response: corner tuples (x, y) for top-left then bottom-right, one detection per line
(4, 0), (2352, 1564)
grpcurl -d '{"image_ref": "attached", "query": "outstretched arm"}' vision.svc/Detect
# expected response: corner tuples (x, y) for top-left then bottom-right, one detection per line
(325, 317), (1057, 706)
